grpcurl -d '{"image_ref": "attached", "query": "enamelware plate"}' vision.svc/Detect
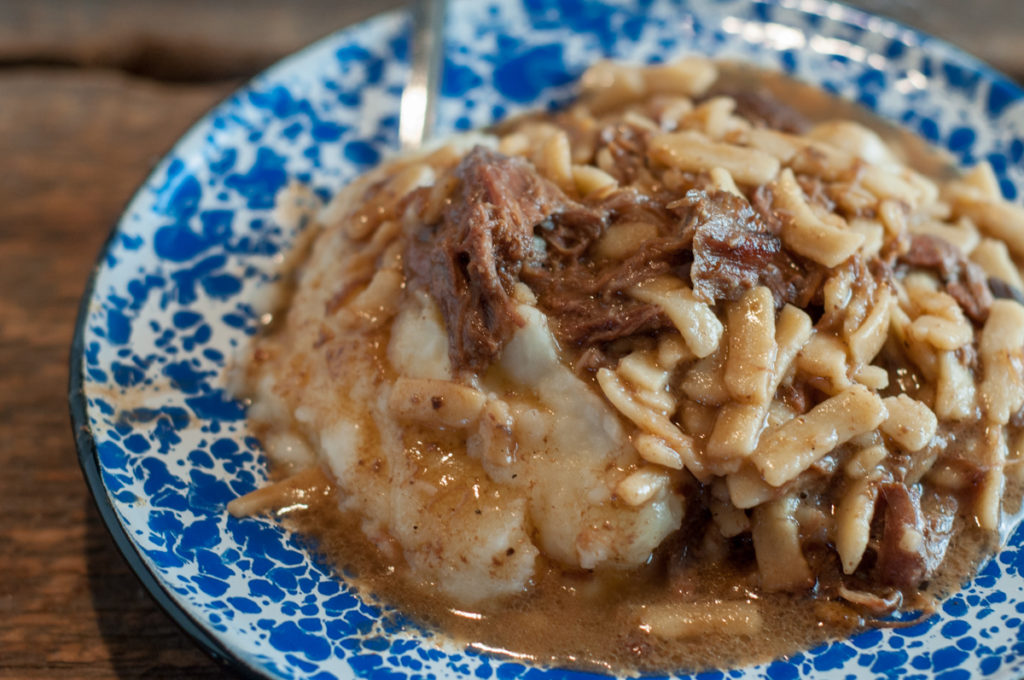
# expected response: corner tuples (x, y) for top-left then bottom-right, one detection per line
(71, 1), (1024, 677)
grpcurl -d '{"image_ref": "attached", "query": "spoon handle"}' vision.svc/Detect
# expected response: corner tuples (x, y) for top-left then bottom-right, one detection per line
(399, 0), (447, 151)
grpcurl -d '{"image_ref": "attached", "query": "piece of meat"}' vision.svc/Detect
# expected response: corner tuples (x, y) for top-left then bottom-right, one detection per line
(875, 483), (956, 589)
(406, 146), (583, 372)
(682, 189), (782, 303)
(988, 276), (1024, 307)
(797, 174), (836, 213)
(528, 187), (828, 350)
(837, 585), (902, 616)
(775, 379), (816, 414)
(596, 123), (653, 185)
(521, 247), (676, 350)
(898, 233), (993, 323)
(876, 483), (927, 588)
(408, 152), (830, 369)
(679, 189), (827, 307)
(919, 493), (957, 577)
(535, 206), (606, 260)
(528, 280), (671, 348)
(726, 89), (811, 134)
(600, 185), (679, 230)
(750, 184), (785, 236)
(523, 187), (684, 350)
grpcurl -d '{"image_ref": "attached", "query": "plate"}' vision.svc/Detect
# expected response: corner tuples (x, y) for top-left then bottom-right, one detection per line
(70, 0), (1024, 678)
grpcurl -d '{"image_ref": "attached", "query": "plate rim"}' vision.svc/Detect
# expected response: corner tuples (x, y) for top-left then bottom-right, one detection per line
(68, 1), (1024, 678)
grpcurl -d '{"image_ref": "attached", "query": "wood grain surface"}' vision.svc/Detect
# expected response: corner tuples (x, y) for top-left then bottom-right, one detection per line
(0, 1), (1019, 679)
(0, 69), (240, 680)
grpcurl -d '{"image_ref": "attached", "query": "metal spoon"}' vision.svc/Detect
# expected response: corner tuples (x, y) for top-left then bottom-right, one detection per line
(398, 0), (447, 151)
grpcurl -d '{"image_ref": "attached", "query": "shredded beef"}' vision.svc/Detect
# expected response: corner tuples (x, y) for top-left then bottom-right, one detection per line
(522, 192), (680, 348)
(796, 175), (836, 213)
(898, 233), (993, 323)
(596, 123), (653, 185)
(406, 146), (834, 370)
(406, 146), (582, 372)
(683, 189), (782, 303)
(681, 189), (825, 307)
(600, 185), (679, 228)
(411, 145), (837, 366)
(526, 187), (829, 350)
(750, 184), (785, 236)
(988, 276), (1024, 307)
(529, 285), (672, 348)
(724, 90), (811, 134)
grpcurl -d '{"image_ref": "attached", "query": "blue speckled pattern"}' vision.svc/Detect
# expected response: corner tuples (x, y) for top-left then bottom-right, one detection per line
(72, 1), (1024, 678)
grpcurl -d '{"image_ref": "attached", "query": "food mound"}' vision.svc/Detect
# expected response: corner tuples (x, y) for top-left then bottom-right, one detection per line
(231, 58), (1024, 670)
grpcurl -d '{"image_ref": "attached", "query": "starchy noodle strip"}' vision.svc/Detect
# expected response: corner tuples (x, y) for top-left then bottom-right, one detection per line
(680, 348), (730, 406)
(910, 217), (980, 254)
(979, 300), (1024, 425)
(880, 395), (938, 452)
(615, 467), (673, 506)
(934, 350), (977, 421)
(633, 433), (685, 470)
(710, 481), (751, 537)
(846, 288), (892, 366)
(971, 237), (1024, 289)
(955, 197), (1024, 257)
(795, 332), (852, 396)
(853, 364), (888, 390)
(835, 477), (879, 574)
(597, 368), (705, 479)
(227, 466), (331, 518)
(726, 462), (780, 509)
(752, 495), (814, 591)
(638, 600), (762, 638)
(629, 276), (723, 358)
(773, 168), (864, 267)
(648, 130), (781, 186)
(751, 385), (888, 487)
(706, 305), (812, 462)
(388, 377), (487, 427)
(724, 286), (777, 405)
(976, 425), (1008, 531)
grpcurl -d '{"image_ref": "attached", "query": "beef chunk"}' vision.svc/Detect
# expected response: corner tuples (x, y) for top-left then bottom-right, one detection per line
(899, 233), (993, 323)
(876, 483), (927, 588)
(522, 194), (678, 349)
(530, 288), (670, 348)
(679, 189), (825, 307)
(521, 187), (685, 350)
(595, 123), (653, 185)
(988, 276), (1024, 307)
(683, 189), (782, 303)
(406, 146), (581, 372)
(727, 90), (811, 134)
(875, 483), (956, 589)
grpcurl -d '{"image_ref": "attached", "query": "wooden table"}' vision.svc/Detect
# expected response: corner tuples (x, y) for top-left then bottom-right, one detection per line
(1, 1), (1020, 678)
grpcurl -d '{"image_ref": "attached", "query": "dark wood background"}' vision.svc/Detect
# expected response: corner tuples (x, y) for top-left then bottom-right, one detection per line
(1, 1), (1020, 678)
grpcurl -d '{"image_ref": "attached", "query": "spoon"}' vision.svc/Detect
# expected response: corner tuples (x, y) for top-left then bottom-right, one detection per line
(398, 0), (447, 151)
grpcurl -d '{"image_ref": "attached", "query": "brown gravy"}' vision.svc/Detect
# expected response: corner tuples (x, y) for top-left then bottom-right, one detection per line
(280, 480), (1004, 673)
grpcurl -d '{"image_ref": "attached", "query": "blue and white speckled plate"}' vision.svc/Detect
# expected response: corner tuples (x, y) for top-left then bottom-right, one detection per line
(70, 1), (1024, 678)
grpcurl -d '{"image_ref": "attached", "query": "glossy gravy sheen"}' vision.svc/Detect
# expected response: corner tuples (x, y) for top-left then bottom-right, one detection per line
(282, 490), (997, 672)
